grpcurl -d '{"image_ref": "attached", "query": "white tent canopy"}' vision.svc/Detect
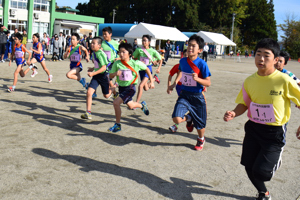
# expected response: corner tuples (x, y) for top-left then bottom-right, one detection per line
(125, 22), (189, 42)
(197, 31), (236, 46)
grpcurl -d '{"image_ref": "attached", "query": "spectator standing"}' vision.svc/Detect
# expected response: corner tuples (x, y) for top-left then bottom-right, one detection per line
(21, 30), (28, 47)
(58, 32), (63, 60)
(164, 40), (171, 63)
(86, 32), (93, 56)
(202, 42), (209, 62)
(133, 39), (138, 51)
(10, 28), (19, 54)
(0, 28), (7, 62)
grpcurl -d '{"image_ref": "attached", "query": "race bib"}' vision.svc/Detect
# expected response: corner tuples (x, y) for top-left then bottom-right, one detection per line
(93, 59), (99, 69)
(119, 69), (133, 81)
(249, 102), (276, 123)
(181, 72), (197, 87)
(140, 57), (150, 65)
(104, 50), (111, 60)
(70, 53), (80, 62)
(15, 51), (23, 58)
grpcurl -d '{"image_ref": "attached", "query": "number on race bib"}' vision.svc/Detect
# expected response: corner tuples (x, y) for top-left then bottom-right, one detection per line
(119, 69), (133, 81)
(104, 51), (111, 60)
(15, 51), (23, 58)
(250, 103), (275, 123)
(181, 72), (197, 87)
(70, 54), (80, 62)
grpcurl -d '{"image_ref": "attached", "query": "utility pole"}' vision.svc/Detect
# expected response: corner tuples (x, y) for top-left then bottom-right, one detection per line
(112, 9), (116, 23)
(230, 13), (236, 52)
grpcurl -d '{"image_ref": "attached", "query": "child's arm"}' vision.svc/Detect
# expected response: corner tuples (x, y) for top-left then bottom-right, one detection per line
(23, 46), (32, 65)
(109, 70), (121, 79)
(173, 71), (182, 86)
(155, 59), (163, 74)
(167, 74), (173, 94)
(145, 67), (155, 89)
(81, 46), (89, 62)
(223, 104), (248, 122)
(30, 43), (42, 54)
(296, 126), (300, 140)
(63, 47), (70, 59)
(192, 73), (211, 87)
(87, 65), (106, 77)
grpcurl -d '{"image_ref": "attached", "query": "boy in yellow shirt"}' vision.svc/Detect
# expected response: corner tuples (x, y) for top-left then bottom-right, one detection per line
(224, 38), (300, 200)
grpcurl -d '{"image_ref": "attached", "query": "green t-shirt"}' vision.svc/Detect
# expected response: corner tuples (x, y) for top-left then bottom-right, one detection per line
(101, 39), (119, 63)
(92, 49), (109, 73)
(109, 59), (147, 86)
(132, 47), (161, 65)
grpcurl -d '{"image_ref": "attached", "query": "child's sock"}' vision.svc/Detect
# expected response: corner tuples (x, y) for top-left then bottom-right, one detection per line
(87, 110), (91, 114)
(186, 114), (192, 122)
(29, 65), (33, 69)
(174, 123), (179, 127)
(198, 136), (204, 140)
(12, 85), (16, 90)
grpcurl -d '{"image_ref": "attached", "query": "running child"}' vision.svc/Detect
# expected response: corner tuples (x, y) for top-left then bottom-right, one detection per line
(132, 34), (162, 103)
(108, 43), (155, 133)
(30, 33), (53, 82)
(167, 49), (188, 132)
(223, 38), (300, 200)
(102, 26), (119, 98)
(171, 34), (211, 151)
(64, 33), (89, 88)
(81, 37), (115, 120)
(274, 51), (300, 86)
(7, 33), (32, 92)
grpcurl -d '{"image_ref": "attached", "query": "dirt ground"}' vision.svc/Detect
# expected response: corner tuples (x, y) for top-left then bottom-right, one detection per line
(0, 55), (300, 200)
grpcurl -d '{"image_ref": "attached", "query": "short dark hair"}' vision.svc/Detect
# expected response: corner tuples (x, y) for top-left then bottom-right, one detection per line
(102, 26), (112, 34)
(71, 33), (80, 41)
(93, 36), (103, 45)
(279, 51), (290, 65)
(119, 42), (133, 56)
(33, 33), (40, 39)
(188, 34), (205, 49)
(142, 34), (151, 42)
(254, 38), (280, 58)
(15, 33), (23, 42)
(89, 32), (92, 36)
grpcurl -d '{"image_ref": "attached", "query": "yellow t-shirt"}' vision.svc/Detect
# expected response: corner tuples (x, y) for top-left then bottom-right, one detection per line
(235, 70), (300, 126)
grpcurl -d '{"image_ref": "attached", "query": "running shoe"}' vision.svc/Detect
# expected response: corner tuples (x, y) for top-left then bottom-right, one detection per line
(92, 92), (97, 98)
(108, 123), (121, 133)
(48, 75), (53, 83)
(154, 74), (160, 84)
(31, 69), (38, 78)
(32, 64), (38, 70)
(169, 124), (178, 133)
(7, 87), (14, 92)
(186, 114), (194, 132)
(113, 92), (119, 100)
(81, 112), (92, 120)
(85, 82), (90, 90)
(141, 101), (149, 115)
(256, 191), (271, 200)
(80, 77), (86, 88)
(194, 138), (205, 151)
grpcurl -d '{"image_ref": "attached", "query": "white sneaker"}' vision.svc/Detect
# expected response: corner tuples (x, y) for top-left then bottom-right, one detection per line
(48, 75), (53, 83)
(31, 70), (38, 78)
(169, 124), (178, 133)
(1, 60), (5, 63)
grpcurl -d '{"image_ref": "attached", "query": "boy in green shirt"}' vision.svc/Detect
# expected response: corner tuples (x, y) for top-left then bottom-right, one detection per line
(108, 43), (155, 133)
(81, 37), (116, 119)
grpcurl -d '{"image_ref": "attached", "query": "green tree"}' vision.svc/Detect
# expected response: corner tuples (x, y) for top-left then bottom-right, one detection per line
(279, 16), (300, 59)
(242, 0), (277, 46)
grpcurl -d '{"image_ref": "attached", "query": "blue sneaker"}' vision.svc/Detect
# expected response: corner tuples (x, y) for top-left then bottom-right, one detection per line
(92, 92), (97, 98)
(141, 101), (149, 115)
(108, 123), (121, 133)
(85, 82), (90, 90)
(80, 77), (86, 88)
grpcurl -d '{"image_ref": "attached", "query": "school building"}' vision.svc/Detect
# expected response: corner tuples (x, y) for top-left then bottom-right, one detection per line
(0, 0), (104, 41)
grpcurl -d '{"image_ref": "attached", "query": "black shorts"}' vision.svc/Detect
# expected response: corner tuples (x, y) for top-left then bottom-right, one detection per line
(241, 120), (286, 181)
(119, 85), (136, 104)
(0, 43), (6, 55)
(88, 72), (110, 95)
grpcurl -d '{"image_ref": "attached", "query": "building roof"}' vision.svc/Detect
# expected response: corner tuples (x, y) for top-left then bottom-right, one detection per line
(56, 8), (80, 13)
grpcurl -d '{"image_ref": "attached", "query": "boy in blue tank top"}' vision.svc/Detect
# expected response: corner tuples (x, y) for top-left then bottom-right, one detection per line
(7, 33), (33, 92)
(64, 33), (89, 88)
(171, 34), (211, 151)
(29, 33), (53, 82)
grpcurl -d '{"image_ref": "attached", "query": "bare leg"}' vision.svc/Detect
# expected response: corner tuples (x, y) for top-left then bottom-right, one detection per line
(113, 97), (123, 123)
(66, 68), (81, 81)
(86, 87), (95, 111)
(40, 60), (51, 76)
(136, 77), (149, 103)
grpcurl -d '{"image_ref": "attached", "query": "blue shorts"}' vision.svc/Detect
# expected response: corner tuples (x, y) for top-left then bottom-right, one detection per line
(34, 55), (45, 63)
(88, 72), (110, 95)
(16, 59), (26, 66)
(176, 84), (182, 96)
(70, 64), (83, 72)
(119, 85), (136, 104)
(139, 65), (152, 80)
(172, 90), (207, 130)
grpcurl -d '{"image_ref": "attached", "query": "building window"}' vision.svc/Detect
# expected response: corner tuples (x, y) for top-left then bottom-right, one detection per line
(8, 20), (27, 32)
(10, 0), (27, 9)
(34, 0), (49, 12)
(33, 22), (49, 37)
(0, 0), (2, 7)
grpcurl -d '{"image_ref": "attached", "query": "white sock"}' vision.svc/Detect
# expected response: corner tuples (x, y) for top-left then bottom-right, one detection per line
(198, 136), (204, 140)
(29, 65), (33, 69)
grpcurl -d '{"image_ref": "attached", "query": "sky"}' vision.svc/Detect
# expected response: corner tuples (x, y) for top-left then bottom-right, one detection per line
(56, 0), (300, 40)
